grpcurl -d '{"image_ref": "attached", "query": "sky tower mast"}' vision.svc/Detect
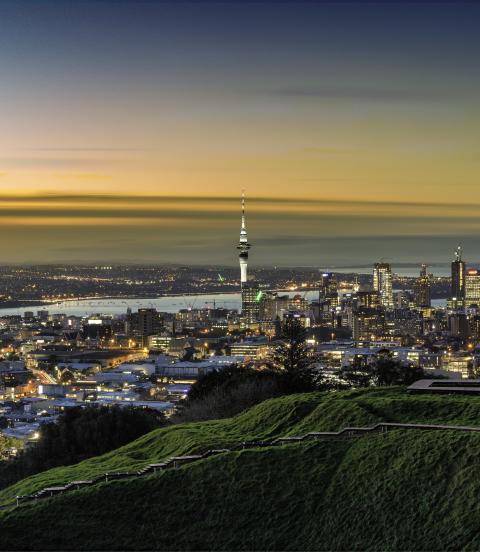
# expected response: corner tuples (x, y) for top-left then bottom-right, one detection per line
(237, 191), (251, 286)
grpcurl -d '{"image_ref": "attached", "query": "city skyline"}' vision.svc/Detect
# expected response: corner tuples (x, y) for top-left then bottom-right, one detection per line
(2, 1), (480, 263)
(2, 3), (480, 551)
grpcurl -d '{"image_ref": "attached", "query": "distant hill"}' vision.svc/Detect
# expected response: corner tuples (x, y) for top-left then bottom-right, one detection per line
(1, 388), (480, 550)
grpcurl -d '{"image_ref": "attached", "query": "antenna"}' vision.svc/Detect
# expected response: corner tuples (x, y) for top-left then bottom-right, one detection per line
(241, 189), (246, 229)
(454, 244), (463, 261)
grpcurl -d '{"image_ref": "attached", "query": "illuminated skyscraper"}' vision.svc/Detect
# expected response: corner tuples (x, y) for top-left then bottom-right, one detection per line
(241, 283), (261, 324)
(451, 245), (466, 307)
(356, 290), (380, 309)
(320, 272), (338, 300)
(415, 264), (431, 308)
(373, 262), (394, 310)
(237, 192), (251, 286)
(465, 269), (480, 307)
(352, 307), (385, 341)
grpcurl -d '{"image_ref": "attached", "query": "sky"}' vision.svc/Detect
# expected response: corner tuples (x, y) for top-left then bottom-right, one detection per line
(1, 0), (480, 271)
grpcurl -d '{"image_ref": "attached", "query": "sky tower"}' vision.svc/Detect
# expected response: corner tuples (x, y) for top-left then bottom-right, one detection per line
(237, 192), (251, 286)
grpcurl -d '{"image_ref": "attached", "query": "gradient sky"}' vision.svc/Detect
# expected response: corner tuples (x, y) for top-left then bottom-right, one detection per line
(1, 0), (480, 269)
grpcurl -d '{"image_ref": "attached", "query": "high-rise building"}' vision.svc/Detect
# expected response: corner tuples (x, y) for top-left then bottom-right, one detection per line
(448, 312), (470, 339)
(355, 290), (380, 309)
(82, 318), (113, 342)
(241, 282), (261, 324)
(415, 264), (431, 308)
(260, 292), (289, 321)
(465, 269), (480, 307)
(352, 307), (386, 341)
(394, 290), (412, 309)
(236, 192), (251, 286)
(37, 310), (49, 321)
(126, 308), (163, 347)
(318, 272), (338, 312)
(320, 272), (337, 299)
(385, 309), (422, 338)
(451, 245), (466, 307)
(373, 262), (394, 310)
(288, 294), (309, 313)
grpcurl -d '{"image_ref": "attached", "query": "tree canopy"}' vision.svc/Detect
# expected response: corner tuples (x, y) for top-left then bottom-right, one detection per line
(0, 406), (166, 490)
(339, 352), (424, 388)
(270, 318), (321, 392)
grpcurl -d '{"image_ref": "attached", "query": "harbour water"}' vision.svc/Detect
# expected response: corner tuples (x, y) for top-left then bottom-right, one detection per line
(0, 292), (447, 317)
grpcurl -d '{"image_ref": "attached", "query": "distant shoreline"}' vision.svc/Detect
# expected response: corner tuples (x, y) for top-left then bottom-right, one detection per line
(0, 288), (319, 311)
(0, 286), (449, 314)
(0, 300), (49, 311)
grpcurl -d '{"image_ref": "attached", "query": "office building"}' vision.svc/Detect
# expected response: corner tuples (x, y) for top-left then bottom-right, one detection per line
(260, 292), (289, 321)
(373, 262), (394, 310)
(415, 264), (431, 308)
(451, 245), (466, 307)
(241, 283), (261, 325)
(465, 269), (480, 307)
(448, 312), (470, 339)
(395, 290), (412, 310)
(126, 308), (163, 347)
(352, 308), (386, 341)
(355, 290), (380, 309)
(320, 272), (338, 302)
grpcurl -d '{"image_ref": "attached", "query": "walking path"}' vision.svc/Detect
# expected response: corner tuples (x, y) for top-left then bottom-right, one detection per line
(7, 421), (480, 509)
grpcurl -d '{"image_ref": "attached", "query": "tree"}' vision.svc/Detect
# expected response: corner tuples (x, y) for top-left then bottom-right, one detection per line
(0, 434), (21, 461)
(270, 318), (320, 392)
(176, 365), (281, 422)
(186, 365), (279, 402)
(0, 406), (167, 491)
(339, 352), (424, 388)
(176, 379), (280, 422)
(339, 365), (373, 388)
(371, 352), (424, 386)
(177, 319), (325, 423)
(338, 355), (374, 388)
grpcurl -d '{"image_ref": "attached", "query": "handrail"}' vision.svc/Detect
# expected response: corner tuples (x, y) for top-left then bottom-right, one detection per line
(9, 422), (480, 509)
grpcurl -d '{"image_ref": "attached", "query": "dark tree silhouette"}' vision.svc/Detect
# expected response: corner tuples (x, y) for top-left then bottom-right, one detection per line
(270, 318), (320, 392)
(372, 353), (424, 386)
(339, 351), (424, 388)
(339, 361), (373, 388)
(0, 406), (166, 490)
(176, 365), (282, 422)
(186, 365), (278, 401)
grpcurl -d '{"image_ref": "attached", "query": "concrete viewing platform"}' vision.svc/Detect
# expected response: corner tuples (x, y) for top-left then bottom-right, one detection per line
(408, 379), (480, 394)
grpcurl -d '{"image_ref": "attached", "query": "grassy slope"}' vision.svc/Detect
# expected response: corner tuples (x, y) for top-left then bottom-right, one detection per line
(2, 432), (480, 550)
(3, 387), (480, 506)
(2, 388), (480, 550)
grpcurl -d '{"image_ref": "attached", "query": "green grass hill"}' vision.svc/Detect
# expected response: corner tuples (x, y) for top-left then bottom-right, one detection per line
(2, 387), (480, 550)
